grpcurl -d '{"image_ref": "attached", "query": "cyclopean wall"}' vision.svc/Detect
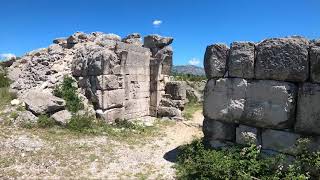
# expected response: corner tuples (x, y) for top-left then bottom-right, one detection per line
(203, 36), (320, 155)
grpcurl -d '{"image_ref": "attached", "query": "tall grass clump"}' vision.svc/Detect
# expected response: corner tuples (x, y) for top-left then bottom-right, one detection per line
(54, 76), (83, 113)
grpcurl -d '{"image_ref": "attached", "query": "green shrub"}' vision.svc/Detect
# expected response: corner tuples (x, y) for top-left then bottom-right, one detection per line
(54, 76), (83, 113)
(175, 139), (318, 180)
(0, 72), (11, 88)
(66, 113), (93, 132)
(0, 87), (16, 109)
(172, 72), (207, 82)
(37, 115), (56, 128)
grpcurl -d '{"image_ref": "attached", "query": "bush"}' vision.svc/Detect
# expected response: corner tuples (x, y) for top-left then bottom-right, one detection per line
(172, 72), (207, 82)
(37, 115), (56, 128)
(54, 76), (83, 113)
(66, 113), (93, 132)
(0, 87), (16, 109)
(0, 73), (11, 88)
(175, 139), (319, 180)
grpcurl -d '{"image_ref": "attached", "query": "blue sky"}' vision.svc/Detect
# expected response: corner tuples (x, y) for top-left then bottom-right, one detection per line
(0, 0), (319, 66)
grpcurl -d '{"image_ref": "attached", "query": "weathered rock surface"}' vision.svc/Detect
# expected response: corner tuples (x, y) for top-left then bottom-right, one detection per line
(157, 106), (181, 117)
(243, 80), (297, 129)
(203, 78), (247, 123)
(51, 110), (72, 126)
(295, 83), (320, 135)
(23, 90), (65, 115)
(310, 46), (320, 83)
(228, 42), (255, 79)
(203, 119), (236, 146)
(262, 129), (300, 155)
(14, 111), (38, 126)
(204, 44), (229, 78)
(144, 34), (173, 49)
(255, 37), (309, 82)
(122, 33), (142, 46)
(165, 81), (186, 100)
(236, 125), (260, 145)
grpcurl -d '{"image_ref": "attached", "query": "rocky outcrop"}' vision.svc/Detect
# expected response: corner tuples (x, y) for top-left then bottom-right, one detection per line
(7, 31), (184, 124)
(203, 36), (320, 154)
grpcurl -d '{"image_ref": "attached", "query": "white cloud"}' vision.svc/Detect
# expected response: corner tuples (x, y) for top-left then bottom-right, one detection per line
(0, 53), (16, 60)
(152, 20), (162, 27)
(188, 58), (200, 66)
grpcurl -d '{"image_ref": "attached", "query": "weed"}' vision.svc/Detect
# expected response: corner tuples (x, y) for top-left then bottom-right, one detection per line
(54, 76), (83, 113)
(183, 102), (202, 120)
(9, 111), (18, 120)
(37, 115), (56, 128)
(66, 113), (93, 132)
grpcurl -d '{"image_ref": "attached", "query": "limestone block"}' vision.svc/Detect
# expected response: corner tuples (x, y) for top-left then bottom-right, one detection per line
(295, 83), (320, 135)
(243, 80), (297, 129)
(124, 51), (150, 67)
(255, 37), (309, 82)
(87, 49), (118, 76)
(203, 78), (248, 123)
(236, 125), (260, 145)
(161, 56), (172, 75)
(157, 106), (181, 117)
(99, 107), (125, 123)
(23, 90), (66, 115)
(310, 46), (320, 83)
(124, 98), (150, 114)
(96, 75), (123, 90)
(204, 44), (229, 78)
(51, 110), (72, 126)
(125, 74), (150, 82)
(203, 119), (236, 142)
(228, 42), (255, 79)
(165, 81), (186, 100)
(97, 89), (125, 110)
(116, 41), (150, 54)
(124, 65), (150, 75)
(143, 35), (173, 49)
(262, 129), (300, 155)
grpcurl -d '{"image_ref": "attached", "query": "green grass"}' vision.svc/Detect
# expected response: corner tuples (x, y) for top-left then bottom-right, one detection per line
(183, 102), (202, 120)
(37, 115), (56, 128)
(0, 87), (16, 110)
(175, 139), (320, 180)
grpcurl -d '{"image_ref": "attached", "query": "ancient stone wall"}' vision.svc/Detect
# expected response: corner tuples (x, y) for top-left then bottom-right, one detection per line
(8, 32), (185, 124)
(203, 36), (320, 154)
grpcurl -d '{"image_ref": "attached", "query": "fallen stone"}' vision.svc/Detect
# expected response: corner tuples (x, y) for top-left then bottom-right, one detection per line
(157, 106), (181, 117)
(23, 90), (66, 115)
(10, 99), (21, 106)
(51, 110), (72, 126)
(228, 42), (255, 79)
(295, 83), (320, 135)
(14, 111), (38, 126)
(204, 44), (229, 78)
(255, 37), (309, 82)
(262, 129), (300, 155)
(310, 46), (320, 83)
(97, 107), (125, 123)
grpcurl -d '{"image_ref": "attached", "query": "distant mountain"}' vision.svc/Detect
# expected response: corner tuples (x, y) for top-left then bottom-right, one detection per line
(172, 65), (205, 76)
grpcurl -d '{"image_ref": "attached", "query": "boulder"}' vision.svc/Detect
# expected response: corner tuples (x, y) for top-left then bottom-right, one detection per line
(14, 111), (38, 126)
(204, 44), (229, 78)
(96, 89), (125, 110)
(53, 38), (67, 45)
(23, 90), (66, 115)
(203, 78), (248, 123)
(165, 81), (186, 100)
(255, 37), (309, 82)
(295, 83), (320, 135)
(51, 110), (72, 126)
(262, 129), (300, 155)
(143, 34), (173, 49)
(310, 46), (320, 83)
(236, 125), (260, 145)
(97, 107), (124, 123)
(157, 106), (181, 117)
(122, 33), (142, 46)
(67, 32), (88, 45)
(243, 80), (297, 129)
(203, 119), (236, 145)
(228, 42), (255, 79)
(160, 98), (185, 110)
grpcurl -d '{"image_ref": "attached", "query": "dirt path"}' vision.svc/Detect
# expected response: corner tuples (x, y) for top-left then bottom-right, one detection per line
(0, 110), (204, 179)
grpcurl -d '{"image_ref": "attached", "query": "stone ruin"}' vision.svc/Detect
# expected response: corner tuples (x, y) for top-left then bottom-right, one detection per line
(203, 36), (320, 155)
(6, 32), (186, 125)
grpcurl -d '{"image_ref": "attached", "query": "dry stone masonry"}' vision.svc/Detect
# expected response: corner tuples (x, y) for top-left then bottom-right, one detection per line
(203, 36), (320, 154)
(7, 32), (186, 125)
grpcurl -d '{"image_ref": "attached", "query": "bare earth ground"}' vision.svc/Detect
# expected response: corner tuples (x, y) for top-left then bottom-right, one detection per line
(0, 110), (203, 179)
